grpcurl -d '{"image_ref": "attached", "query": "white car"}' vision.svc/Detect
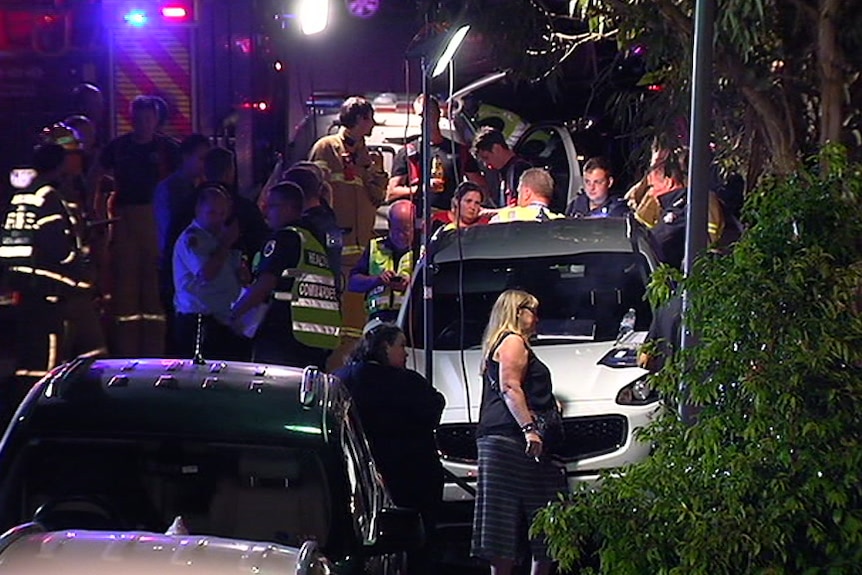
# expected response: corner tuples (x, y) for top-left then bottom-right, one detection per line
(397, 217), (663, 501)
(0, 523), (331, 574)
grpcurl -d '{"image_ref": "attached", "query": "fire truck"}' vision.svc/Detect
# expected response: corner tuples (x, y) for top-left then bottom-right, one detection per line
(0, 0), (288, 413)
(0, 0), (287, 196)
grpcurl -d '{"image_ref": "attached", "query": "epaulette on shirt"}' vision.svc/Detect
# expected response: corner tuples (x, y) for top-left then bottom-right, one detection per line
(184, 227), (201, 249)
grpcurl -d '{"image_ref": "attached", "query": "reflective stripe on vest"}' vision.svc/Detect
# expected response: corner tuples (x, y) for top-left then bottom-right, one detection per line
(7, 266), (91, 289)
(280, 226), (342, 350)
(10, 185), (53, 208)
(0, 245), (34, 258)
(493, 205), (564, 223)
(342, 245), (365, 257)
(365, 237), (413, 314)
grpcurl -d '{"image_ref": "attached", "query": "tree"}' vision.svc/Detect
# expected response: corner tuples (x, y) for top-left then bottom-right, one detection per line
(531, 145), (862, 573)
(459, 0), (861, 181)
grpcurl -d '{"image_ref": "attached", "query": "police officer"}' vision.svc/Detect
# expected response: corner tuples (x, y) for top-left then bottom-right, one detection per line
(172, 186), (249, 361)
(0, 143), (106, 418)
(230, 181), (340, 368)
(281, 161), (343, 295)
(347, 199), (415, 323)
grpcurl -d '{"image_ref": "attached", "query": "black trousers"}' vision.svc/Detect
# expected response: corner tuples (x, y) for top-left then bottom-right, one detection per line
(174, 313), (251, 362)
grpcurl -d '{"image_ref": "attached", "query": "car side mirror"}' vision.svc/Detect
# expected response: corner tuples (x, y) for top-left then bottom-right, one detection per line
(364, 507), (424, 555)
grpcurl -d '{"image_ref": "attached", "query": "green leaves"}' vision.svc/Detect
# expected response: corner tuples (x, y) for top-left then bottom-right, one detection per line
(532, 146), (862, 573)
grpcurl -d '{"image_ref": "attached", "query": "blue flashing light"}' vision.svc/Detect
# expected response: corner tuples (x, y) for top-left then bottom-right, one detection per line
(124, 10), (148, 27)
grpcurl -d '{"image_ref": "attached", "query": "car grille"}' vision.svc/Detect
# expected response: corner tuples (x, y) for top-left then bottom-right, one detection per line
(436, 415), (628, 463)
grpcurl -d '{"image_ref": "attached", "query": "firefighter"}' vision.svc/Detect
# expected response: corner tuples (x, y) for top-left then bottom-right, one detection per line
(0, 142), (107, 419)
(308, 96), (387, 367)
(230, 181), (341, 368)
(97, 95), (180, 357)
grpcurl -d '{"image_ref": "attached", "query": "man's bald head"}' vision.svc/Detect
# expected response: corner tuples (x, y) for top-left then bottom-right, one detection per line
(388, 200), (415, 251)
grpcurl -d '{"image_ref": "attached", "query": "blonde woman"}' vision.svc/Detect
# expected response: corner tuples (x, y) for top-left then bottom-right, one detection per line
(471, 289), (566, 575)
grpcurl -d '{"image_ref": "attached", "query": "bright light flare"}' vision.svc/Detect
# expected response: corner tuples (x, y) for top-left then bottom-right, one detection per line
(299, 0), (329, 35)
(431, 25), (470, 78)
(161, 6), (188, 19)
(124, 10), (148, 27)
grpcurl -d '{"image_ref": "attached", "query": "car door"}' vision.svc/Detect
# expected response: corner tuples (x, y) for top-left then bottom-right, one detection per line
(514, 123), (584, 214)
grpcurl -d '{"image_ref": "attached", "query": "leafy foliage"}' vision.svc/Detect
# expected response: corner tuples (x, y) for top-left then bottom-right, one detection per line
(532, 145), (862, 574)
(568, 0), (862, 179)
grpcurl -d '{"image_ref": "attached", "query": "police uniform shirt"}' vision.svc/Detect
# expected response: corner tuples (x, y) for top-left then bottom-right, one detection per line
(650, 188), (688, 270)
(392, 138), (481, 211)
(566, 193), (629, 219)
(255, 226), (302, 330)
(172, 221), (242, 324)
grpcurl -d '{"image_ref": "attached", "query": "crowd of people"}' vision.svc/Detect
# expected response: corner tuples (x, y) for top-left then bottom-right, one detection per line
(0, 86), (742, 574)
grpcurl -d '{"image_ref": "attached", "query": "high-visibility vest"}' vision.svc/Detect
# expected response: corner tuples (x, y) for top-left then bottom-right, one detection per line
(489, 204), (564, 224)
(271, 226), (342, 350)
(365, 237), (413, 314)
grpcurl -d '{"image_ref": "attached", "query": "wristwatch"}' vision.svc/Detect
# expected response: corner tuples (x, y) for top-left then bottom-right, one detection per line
(521, 421), (539, 435)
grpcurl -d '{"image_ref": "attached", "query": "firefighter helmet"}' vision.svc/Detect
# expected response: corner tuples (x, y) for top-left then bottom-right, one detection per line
(38, 122), (82, 152)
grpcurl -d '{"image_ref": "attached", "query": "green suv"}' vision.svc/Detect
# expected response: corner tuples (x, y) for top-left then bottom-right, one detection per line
(0, 357), (421, 574)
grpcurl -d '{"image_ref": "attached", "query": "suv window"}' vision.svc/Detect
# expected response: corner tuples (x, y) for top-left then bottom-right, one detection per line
(0, 438), (331, 548)
(405, 252), (653, 349)
(340, 405), (387, 542)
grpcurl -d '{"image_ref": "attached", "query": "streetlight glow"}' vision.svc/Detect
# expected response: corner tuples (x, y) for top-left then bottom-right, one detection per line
(299, 0), (329, 35)
(431, 24), (470, 78)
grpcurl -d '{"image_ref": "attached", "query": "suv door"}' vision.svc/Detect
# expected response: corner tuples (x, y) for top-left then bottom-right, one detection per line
(514, 124), (584, 213)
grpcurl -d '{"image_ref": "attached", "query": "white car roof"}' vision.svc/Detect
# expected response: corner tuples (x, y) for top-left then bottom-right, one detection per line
(0, 528), (309, 574)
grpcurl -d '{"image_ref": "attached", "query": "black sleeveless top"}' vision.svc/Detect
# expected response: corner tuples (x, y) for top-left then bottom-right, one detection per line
(476, 332), (556, 439)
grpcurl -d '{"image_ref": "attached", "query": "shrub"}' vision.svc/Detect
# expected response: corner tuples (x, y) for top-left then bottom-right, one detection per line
(533, 145), (862, 574)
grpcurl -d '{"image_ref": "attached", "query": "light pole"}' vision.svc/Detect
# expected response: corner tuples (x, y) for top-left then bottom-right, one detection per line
(415, 24), (470, 386)
(680, 0), (715, 424)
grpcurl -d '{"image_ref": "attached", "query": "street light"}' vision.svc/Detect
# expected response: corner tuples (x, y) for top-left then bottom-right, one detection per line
(298, 0), (329, 35)
(431, 24), (470, 77)
(406, 22), (470, 386)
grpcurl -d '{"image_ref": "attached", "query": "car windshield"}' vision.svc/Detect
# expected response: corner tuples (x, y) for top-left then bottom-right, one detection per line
(0, 438), (332, 548)
(404, 252), (653, 350)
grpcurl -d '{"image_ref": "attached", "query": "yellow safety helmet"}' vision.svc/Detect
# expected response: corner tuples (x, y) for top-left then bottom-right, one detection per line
(39, 122), (82, 152)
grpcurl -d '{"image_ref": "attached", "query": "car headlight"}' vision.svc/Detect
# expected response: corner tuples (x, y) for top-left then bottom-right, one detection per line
(616, 376), (659, 405)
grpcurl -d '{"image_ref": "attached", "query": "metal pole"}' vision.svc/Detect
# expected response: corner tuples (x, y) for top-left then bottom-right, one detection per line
(421, 57), (434, 387)
(680, 0), (715, 424)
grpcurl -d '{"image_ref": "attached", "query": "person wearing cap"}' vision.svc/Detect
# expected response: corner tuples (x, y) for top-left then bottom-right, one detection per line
(308, 96), (388, 363)
(0, 143), (107, 421)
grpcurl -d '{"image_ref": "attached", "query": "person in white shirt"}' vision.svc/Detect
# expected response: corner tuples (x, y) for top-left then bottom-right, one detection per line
(172, 186), (249, 360)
